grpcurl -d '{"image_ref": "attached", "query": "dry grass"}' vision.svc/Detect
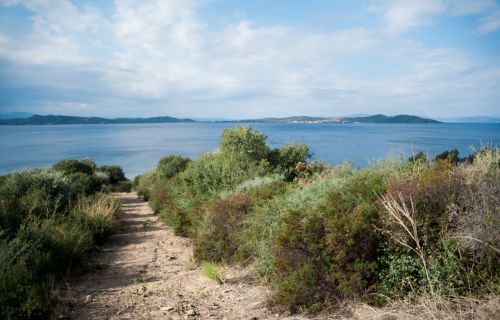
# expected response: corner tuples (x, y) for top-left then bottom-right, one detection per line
(451, 148), (500, 257)
(311, 295), (499, 320)
(380, 192), (434, 294)
(75, 193), (120, 221)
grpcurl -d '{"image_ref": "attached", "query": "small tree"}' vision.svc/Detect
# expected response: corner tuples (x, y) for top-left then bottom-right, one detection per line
(53, 158), (97, 175)
(220, 126), (270, 162)
(98, 165), (126, 184)
(157, 155), (191, 179)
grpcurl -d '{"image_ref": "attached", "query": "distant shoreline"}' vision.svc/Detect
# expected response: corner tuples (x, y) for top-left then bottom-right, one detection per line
(0, 114), (441, 125)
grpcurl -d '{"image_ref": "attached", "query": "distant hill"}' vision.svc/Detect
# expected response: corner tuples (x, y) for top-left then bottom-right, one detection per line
(0, 112), (34, 119)
(0, 113), (440, 125)
(0, 114), (195, 125)
(236, 114), (440, 124)
(344, 114), (440, 124)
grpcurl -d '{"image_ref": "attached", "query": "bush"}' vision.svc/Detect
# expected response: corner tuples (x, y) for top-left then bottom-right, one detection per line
(134, 171), (155, 201)
(16, 217), (94, 274)
(157, 155), (191, 179)
(194, 194), (253, 263)
(72, 194), (119, 243)
(180, 152), (271, 195)
(380, 150), (500, 298)
(66, 172), (107, 195)
(0, 236), (51, 320)
(220, 125), (270, 162)
(133, 126), (499, 313)
(269, 142), (310, 180)
(273, 170), (388, 311)
(452, 147), (500, 258)
(98, 165), (126, 184)
(0, 169), (72, 232)
(53, 158), (97, 175)
(0, 160), (121, 318)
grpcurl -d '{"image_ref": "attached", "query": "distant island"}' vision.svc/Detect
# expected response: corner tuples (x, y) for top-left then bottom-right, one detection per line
(0, 113), (440, 125)
(0, 114), (196, 125)
(234, 114), (440, 124)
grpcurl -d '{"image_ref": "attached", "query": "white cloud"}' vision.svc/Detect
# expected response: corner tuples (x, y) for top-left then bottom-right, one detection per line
(477, 9), (500, 33)
(380, 0), (500, 35)
(0, 0), (499, 117)
(382, 0), (447, 35)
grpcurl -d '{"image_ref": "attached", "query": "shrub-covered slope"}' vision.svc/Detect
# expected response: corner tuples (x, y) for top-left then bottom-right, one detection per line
(0, 159), (126, 319)
(136, 126), (499, 313)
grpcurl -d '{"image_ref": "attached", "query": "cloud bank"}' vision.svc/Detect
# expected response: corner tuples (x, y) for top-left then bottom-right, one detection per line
(0, 0), (499, 118)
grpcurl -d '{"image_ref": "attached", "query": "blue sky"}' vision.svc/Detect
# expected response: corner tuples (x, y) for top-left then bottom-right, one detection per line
(0, 0), (499, 118)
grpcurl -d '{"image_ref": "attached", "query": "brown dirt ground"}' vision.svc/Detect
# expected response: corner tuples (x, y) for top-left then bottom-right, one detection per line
(54, 192), (305, 320)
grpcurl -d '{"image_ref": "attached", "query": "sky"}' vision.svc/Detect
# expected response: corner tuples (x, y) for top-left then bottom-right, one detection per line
(0, 0), (499, 119)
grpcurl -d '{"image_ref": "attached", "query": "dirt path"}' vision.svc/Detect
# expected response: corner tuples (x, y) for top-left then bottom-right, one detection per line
(58, 192), (301, 320)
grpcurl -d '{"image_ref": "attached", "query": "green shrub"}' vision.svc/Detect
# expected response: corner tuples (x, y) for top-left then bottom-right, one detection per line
(98, 165), (126, 184)
(380, 150), (500, 298)
(157, 155), (191, 179)
(0, 236), (51, 320)
(180, 152), (272, 195)
(386, 168), (462, 247)
(194, 194), (253, 263)
(53, 158), (97, 175)
(66, 172), (106, 195)
(273, 170), (388, 311)
(118, 180), (133, 192)
(134, 171), (155, 201)
(241, 166), (354, 281)
(72, 194), (119, 243)
(0, 161), (120, 318)
(220, 125), (270, 162)
(0, 169), (72, 232)
(17, 217), (93, 274)
(269, 142), (311, 180)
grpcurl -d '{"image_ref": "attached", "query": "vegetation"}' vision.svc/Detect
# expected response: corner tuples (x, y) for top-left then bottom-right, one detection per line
(136, 125), (499, 314)
(0, 159), (123, 319)
(201, 262), (225, 285)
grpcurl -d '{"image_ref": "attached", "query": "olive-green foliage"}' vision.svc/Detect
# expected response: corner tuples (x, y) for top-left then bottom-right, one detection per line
(220, 125), (270, 162)
(98, 165), (126, 184)
(52, 159), (112, 195)
(0, 169), (72, 232)
(71, 194), (120, 244)
(157, 155), (191, 179)
(53, 158), (97, 175)
(242, 163), (355, 281)
(0, 236), (51, 319)
(134, 171), (154, 201)
(273, 169), (389, 311)
(67, 171), (107, 195)
(180, 152), (272, 195)
(379, 148), (499, 299)
(269, 142), (310, 180)
(0, 163), (119, 319)
(194, 195), (252, 263)
(135, 125), (499, 314)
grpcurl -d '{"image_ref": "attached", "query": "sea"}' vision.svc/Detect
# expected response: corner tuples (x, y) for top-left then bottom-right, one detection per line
(1, 122), (499, 178)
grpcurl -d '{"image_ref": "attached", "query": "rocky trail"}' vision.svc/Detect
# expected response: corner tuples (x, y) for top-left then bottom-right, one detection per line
(56, 192), (303, 320)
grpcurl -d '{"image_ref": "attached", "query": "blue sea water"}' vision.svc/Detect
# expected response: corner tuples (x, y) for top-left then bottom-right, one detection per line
(1, 122), (499, 178)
